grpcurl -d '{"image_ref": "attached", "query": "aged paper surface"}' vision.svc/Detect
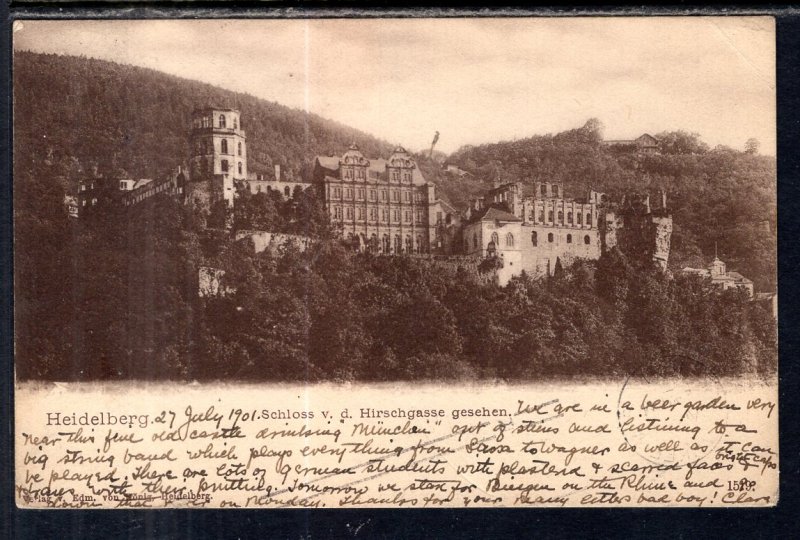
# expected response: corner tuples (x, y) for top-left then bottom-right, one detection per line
(13, 16), (777, 509)
(16, 379), (777, 508)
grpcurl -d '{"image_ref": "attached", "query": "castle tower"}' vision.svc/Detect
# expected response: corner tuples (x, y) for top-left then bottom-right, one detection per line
(189, 107), (247, 207)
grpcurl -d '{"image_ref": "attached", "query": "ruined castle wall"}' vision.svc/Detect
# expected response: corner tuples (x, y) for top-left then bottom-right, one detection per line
(517, 224), (602, 277)
(235, 230), (312, 254)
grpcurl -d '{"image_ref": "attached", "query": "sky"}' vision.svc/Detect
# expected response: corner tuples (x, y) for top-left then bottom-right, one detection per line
(13, 17), (776, 155)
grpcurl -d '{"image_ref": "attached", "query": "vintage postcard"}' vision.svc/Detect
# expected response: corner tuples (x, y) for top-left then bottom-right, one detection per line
(13, 17), (777, 508)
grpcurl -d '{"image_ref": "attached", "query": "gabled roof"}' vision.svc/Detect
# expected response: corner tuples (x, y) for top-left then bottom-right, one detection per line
(467, 205), (522, 224)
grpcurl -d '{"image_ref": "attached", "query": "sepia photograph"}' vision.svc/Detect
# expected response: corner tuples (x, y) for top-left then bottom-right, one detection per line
(12, 16), (779, 510)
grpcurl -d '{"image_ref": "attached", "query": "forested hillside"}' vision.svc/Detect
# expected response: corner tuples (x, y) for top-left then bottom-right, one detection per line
(13, 51), (394, 183)
(13, 52), (777, 382)
(435, 121), (777, 291)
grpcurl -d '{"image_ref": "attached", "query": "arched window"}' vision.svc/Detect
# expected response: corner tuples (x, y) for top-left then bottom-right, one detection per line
(221, 159), (229, 173)
(531, 231), (538, 246)
(284, 186), (291, 198)
(558, 211), (564, 223)
(567, 212), (573, 224)
(548, 210), (554, 222)
(577, 213), (583, 225)
(548, 232), (554, 243)
(219, 115), (226, 128)
(237, 142), (242, 156)
(584, 235), (591, 245)
(221, 139), (228, 154)
(491, 232), (499, 245)
(566, 234), (572, 243)
(238, 162), (242, 175)
(506, 233), (514, 247)
(585, 213), (591, 226)
(538, 210), (545, 223)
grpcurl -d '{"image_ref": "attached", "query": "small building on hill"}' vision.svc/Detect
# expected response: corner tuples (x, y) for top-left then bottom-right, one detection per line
(603, 133), (660, 154)
(680, 256), (754, 297)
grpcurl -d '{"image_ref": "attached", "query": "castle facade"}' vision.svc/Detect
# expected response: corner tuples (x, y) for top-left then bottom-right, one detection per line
(313, 144), (454, 254)
(463, 182), (672, 285)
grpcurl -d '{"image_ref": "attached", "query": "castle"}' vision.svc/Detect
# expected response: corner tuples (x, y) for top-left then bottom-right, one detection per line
(68, 106), (675, 285)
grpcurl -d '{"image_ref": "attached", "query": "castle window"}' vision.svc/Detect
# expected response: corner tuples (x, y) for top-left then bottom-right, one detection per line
(382, 209), (388, 222)
(380, 190), (387, 201)
(369, 208), (377, 221)
(491, 232), (499, 245)
(238, 162), (243, 175)
(416, 210), (423, 224)
(334, 187), (341, 199)
(395, 235), (402, 253)
(577, 213), (583, 225)
(221, 139), (228, 154)
(346, 207), (353, 219)
(567, 212), (573, 224)
(284, 186), (291, 198)
(391, 171), (400, 182)
(586, 213), (591, 226)
(531, 231), (538, 246)
(219, 114), (226, 128)
(548, 210), (554, 222)
(584, 235), (591, 245)
(383, 235), (390, 253)
(345, 188), (353, 200)
(392, 190), (399, 202)
(558, 211), (563, 223)
(334, 206), (342, 219)
(506, 233), (514, 247)
(357, 168), (365, 180)
(369, 189), (376, 201)
(237, 142), (242, 156)
(567, 234), (572, 243)
(404, 211), (411, 223)
(538, 210), (545, 223)
(404, 191), (411, 202)
(406, 236), (413, 253)
(358, 208), (364, 220)
(548, 233), (554, 243)
(344, 168), (353, 180)
(221, 159), (229, 172)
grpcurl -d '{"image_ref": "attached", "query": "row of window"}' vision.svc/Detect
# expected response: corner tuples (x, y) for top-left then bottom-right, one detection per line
(196, 114), (239, 130)
(348, 232), (425, 254)
(469, 231), (592, 250)
(198, 158), (244, 176)
(194, 139), (243, 157)
(533, 210), (595, 227)
(341, 168), (413, 183)
(333, 206), (424, 224)
(329, 187), (423, 203)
